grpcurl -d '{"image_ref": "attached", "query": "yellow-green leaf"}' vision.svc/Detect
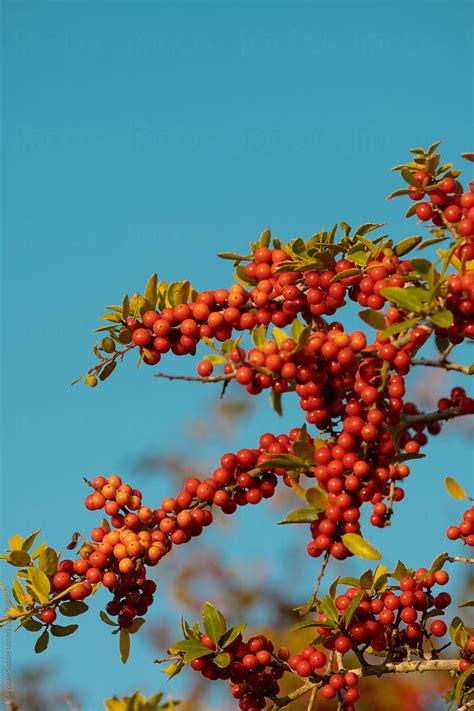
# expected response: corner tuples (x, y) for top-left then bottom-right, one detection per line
(444, 476), (467, 500)
(341, 534), (381, 560)
(119, 628), (130, 663)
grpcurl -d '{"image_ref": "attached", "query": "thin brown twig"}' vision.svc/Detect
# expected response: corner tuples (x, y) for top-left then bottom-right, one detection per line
(448, 556), (474, 564)
(401, 406), (470, 428)
(411, 358), (471, 375)
(154, 372), (235, 383)
(299, 550), (331, 616)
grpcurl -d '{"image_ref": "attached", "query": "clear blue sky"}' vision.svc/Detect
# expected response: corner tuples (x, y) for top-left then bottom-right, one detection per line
(2, 2), (473, 709)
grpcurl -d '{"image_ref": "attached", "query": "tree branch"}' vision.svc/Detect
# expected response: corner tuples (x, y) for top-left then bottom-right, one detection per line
(274, 659), (462, 708)
(448, 556), (474, 565)
(401, 406), (471, 428)
(153, 372), (235, 383)
(411, 358), (472, 375)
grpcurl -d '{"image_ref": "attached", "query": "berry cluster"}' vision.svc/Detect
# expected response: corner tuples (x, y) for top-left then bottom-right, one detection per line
(191, 633), (283, 711)
(315, 571), (451, 659)
(444, 269), (474, 340)
(446, 505), (474, 547)
(407, 172), (474, 260)
(459, 636), (474, 672)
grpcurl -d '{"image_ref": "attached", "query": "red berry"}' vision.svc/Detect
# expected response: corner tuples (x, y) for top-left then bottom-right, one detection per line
(132, 328), (151, 347)
(39, 607), (57, 624)
(416, 203), (433, 221)
(430, 619), (447, 637)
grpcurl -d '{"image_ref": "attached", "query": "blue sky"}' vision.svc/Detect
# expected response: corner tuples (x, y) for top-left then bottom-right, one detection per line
(2, 1), (473, 709)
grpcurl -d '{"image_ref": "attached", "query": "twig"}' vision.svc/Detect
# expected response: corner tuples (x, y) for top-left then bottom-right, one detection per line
(154, 372), (235, 383)
(411, 358), (471, 375)
(401, 406), (471, 428)
(307, 687), (318, 711)
(299, 551), (331, 615)
(448, 556), (474, 565)
(0, 580), (14, 607)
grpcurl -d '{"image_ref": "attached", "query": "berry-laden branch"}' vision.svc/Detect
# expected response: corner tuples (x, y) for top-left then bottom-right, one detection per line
(2, 142), (474, 710)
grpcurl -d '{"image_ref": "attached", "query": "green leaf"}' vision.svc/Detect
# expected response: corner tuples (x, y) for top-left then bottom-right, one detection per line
(338, 577), (361, 587)
(12, 579), (30, 606)
(343, 591), (364, 626)
(59, 601), (88, 617)
(449, 616), (464, 645)
(395, 235), (423, 256)
(347, 250), (369, 266)
(166, 281), (191, 307)
(381, 286), (427, 312)
(259, 227), (271, 247)
(144, 273), (158, 308)
(358, 309), (386, 330)
(417, 235), (448, 250)
(359, 569), (374, 589)
(161, 660), (184, 680)
(22, 618), (43, 632)
(272, 327), (288, 345)
(99, 361), (117, 381)
(121, 294), (130, 320)
(221, 338), (235, 354)
(278, 507), (318, 524)
(289, 619), (318, 632)
(430, 310), (453, 328)
(220, 623), (247, 649)
(270, 391), (282, 416)
(100, 610), (118, 627)
(202, 602), (226, 645)
(386, 188), (410, 200)
(252, 325), (267, 349)
(331, 268), (361, 283)
(430, 552), (449, 574)
(170, 639), (214, 664)
(401, 168), (423, 188)
(305, 487), (328, 510)
(319, 596), (338, 623)
(22, 530), (41, 552)
(9, 534), (23, 550)
(34, 629), (49, 654)
(129, 617), (146, 634)
(455, 665), (474, 706)
(28, 567), (51, 602)
(38, 547), (58, 576)
(213, 652), (232, 668)
(290, 319), (310, 346)
(379, 317), (420, 339)
(391, 560), (408, 581)
(341, 534), (381, 561)
(119, 628), (130, 663)
(293, 439), (315, 463)
(8, 550), (31, 567)
(217, 252), (249, 261)
(234, 265), (256, 287)
(203, 354), (226, 365)
(410, 257), (434, 278)
(104, 698), (128, 711)
(355, 223), (385, 238)
(444, 476), (467, 500)
(50, 623), (78, 637)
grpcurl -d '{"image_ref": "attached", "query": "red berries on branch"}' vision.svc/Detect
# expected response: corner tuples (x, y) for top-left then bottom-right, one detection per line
(3, 142), (474, 710)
